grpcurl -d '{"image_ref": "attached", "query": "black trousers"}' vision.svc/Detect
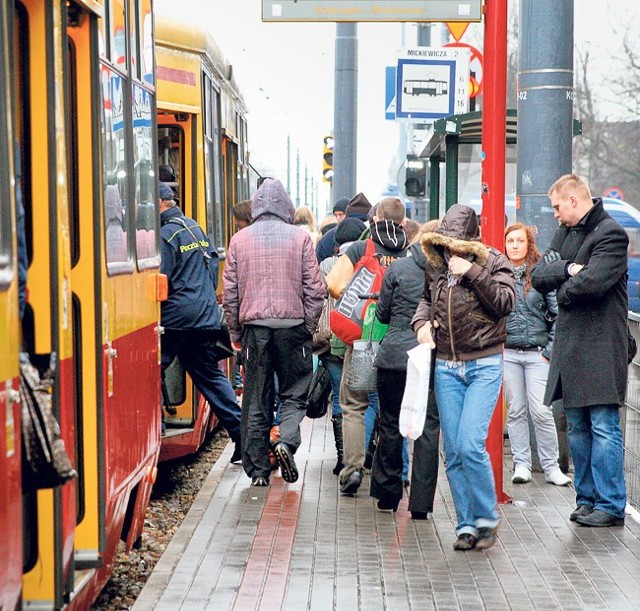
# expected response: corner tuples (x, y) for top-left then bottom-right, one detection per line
(240, 324), (313, 478)
(370, 368), (407, 503)
(370, 367), (441, 511)
(161, 329), (241, 442)
(408, 389), (440, 514)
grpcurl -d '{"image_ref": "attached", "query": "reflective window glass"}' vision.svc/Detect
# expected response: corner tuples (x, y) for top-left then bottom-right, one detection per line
(132, 83), (158, 266)
(100, 64), (131, 272)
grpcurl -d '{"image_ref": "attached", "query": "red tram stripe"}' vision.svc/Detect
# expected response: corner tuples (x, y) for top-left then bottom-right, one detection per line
(156, 65), (196, 86)
(233, 471), (304, 610)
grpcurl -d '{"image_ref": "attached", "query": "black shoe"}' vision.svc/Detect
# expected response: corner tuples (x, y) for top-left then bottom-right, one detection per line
(274, 442), (298, 483)
(332, 459), (344, 476)
(453, 533), (477, 551)
(377, 498), (400, 512)
(575, 509), (624, 527)
(230, 442), (242, 464)
(569, 504), (594, 522)
(475, 527), (497, 550)
(251, 476), (269, 487)
(411, 511), (429, 520)
(340, 470), (362, 495)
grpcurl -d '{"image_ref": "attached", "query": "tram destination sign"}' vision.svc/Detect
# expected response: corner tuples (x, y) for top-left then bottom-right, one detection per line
(262, 1), (482, 23)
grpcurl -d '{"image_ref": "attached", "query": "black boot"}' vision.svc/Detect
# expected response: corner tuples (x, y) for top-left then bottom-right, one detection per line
(332, 415), (344, 476)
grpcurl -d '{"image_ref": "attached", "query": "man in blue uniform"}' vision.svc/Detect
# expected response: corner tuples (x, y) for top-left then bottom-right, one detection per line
(159, 181), (241, 462)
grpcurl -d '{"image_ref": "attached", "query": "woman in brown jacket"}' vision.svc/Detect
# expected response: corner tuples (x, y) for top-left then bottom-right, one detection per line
(412, 204), (515, 551)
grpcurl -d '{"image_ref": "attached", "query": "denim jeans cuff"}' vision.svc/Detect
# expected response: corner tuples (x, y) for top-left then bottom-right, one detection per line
(456, 525), (478, 537)
(476, 517), (500, 530)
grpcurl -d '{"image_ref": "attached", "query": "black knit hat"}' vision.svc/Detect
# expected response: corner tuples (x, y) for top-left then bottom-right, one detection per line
(332, 197), (349, 214)
(335, 217), (366, 245)
(345, 193), (371, 217)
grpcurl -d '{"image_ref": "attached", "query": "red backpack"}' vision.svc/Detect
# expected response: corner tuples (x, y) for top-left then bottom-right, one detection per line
(329, 239), (386, 345)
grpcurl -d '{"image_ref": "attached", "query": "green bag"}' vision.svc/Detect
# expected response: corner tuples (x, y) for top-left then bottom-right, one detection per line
(361, 303), (388, 343)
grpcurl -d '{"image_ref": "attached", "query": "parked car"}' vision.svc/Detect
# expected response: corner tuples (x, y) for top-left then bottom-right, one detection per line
(469, 196), (640, 312)
(602, 198), (640, 313)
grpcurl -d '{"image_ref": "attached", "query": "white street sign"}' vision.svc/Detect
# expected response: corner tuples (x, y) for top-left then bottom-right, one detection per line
(395, 46), (470, 122)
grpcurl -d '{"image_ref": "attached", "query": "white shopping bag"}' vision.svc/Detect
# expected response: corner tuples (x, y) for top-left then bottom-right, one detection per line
(399, 343), (432, 440)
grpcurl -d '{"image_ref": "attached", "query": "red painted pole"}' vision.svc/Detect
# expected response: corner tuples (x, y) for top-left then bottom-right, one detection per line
(481, 0), (510, 504)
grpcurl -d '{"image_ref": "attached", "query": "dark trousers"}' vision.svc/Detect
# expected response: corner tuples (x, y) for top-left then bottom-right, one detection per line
(408, 389), (440, 514)
(241, 324), (313, 478)
(161, 329), (241, 442)
(370, 368), (407, 503)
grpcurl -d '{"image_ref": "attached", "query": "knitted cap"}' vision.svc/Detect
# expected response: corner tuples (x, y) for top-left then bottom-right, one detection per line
(332, 197), (349, 214)
(345, 193), (371, 217)
(159, 182), (174, 201)
(335, 217), (366, 245)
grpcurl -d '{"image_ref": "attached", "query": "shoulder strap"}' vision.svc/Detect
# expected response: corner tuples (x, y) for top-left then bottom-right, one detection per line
(167, 217), (212, 267)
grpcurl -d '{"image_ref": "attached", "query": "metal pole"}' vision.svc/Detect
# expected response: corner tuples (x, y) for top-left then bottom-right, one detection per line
(286, 135), (291, 195)
(333, 23), (357, 204)
(482, 0), (509, 504)
(517, 0), (574, 251)
(296, 148), (300, 207)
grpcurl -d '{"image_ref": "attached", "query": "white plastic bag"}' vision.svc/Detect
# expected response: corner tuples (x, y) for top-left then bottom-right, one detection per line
(399, 343), (432, 440)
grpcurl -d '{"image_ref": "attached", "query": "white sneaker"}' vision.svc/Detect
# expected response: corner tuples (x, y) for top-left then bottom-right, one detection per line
(511, 465), (532, 484)
(545, 469), (572, 486)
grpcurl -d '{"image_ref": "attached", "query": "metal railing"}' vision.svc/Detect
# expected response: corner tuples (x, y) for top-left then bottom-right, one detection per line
(625, 313), (640, 511)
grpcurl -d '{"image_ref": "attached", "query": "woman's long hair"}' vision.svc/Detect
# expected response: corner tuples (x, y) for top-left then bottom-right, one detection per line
(505, 223), (540, 294)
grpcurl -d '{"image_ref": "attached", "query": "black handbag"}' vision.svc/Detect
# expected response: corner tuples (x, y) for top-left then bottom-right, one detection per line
(20, 354), (77, 490)
(306, 361), (331, 419)
(214, 303), (235, 359)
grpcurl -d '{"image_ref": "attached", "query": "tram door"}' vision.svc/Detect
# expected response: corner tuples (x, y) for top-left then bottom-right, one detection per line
(157, 118), (200, 428)
(15, 0), (79, 606)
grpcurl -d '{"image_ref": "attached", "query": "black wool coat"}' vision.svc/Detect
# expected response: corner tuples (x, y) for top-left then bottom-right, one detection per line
(531, 199), (630, 408)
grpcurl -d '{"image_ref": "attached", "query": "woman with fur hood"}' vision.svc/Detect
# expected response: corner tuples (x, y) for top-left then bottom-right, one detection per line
(411, 204), (515, 551)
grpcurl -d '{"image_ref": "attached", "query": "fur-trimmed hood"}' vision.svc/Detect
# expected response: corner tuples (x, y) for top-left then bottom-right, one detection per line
(421, 203), (489, 267)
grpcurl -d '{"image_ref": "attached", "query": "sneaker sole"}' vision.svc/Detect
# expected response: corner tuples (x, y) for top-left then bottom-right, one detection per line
(511, 476), (531, 484)
(274, 445), (298, 483)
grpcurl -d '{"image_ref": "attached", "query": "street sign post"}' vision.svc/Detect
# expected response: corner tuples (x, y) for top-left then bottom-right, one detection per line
(395, 46), (470, 122)
(262, 1), (482, 22)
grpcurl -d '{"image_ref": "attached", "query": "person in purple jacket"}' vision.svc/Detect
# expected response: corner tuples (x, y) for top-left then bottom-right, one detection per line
(223, 178), (324, 487)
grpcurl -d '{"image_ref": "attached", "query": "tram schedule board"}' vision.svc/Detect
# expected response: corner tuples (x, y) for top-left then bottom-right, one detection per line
(396, 46), (470, 122)
(262, 1), (482, 22)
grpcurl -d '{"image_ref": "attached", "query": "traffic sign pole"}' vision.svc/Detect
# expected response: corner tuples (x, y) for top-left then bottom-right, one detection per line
(481, 0), (510, 505)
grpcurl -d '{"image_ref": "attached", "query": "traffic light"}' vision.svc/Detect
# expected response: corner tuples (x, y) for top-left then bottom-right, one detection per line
(405, 155), (427, 197)
(322, 135), (334, 183)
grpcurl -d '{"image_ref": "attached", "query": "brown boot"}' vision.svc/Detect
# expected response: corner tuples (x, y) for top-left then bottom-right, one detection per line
(268, 425), (280, 471)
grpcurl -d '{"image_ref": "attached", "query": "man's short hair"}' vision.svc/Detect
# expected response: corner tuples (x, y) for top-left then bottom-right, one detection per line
(233, 200), (252, 225)
(376, 197), (405, 223)
(548, 174), (592, 201)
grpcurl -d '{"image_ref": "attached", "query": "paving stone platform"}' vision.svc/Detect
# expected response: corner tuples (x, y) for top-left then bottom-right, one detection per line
(133, 416), (640, 610)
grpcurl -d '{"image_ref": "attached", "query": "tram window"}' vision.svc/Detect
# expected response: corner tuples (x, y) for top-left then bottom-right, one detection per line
(109, 0), (127, 71)
(100, 64), (132, 273)
(0, 36), (12, 288)
(132, 83), (158, 268)
(129, 0), (138, 80)
(207, 82), (224, 248)
(138, 0), (153, 85)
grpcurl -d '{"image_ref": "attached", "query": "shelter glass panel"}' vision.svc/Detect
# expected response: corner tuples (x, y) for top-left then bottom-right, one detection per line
(139, 0), (153, 85)
(109, 0), (127, 71)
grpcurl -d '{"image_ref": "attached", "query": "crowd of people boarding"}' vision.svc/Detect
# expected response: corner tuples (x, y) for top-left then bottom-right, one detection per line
(160, 173), (635, 552)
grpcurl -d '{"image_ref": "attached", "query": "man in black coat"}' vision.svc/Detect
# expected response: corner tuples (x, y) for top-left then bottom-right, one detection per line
(531, 174), (631, 527)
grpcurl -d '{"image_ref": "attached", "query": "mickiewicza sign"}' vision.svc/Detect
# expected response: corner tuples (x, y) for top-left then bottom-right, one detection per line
(396, 46), (470, 123)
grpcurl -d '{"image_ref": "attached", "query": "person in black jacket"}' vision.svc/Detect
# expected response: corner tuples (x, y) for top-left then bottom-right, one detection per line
(370, 221), (441, 518)
(159, 182), (241, 462)
(531, 174), (631, 527)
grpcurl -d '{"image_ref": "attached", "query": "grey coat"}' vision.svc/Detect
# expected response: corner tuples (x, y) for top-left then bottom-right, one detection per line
(531, 199), (630, 408)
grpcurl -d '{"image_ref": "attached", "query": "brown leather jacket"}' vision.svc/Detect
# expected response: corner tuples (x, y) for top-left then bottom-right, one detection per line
(411, 205), (515, 361)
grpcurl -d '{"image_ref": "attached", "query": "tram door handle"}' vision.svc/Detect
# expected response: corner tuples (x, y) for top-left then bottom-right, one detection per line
(106, 341), (118, 397)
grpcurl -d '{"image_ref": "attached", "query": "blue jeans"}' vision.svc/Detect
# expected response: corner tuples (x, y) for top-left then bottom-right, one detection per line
(435, 355), (503, 536)
(564, 405), (626, 518)
(321, 357), (343, 418)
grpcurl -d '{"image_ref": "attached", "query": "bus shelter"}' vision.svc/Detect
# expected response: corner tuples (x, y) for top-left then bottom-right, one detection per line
(415, 109), (582, 222)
